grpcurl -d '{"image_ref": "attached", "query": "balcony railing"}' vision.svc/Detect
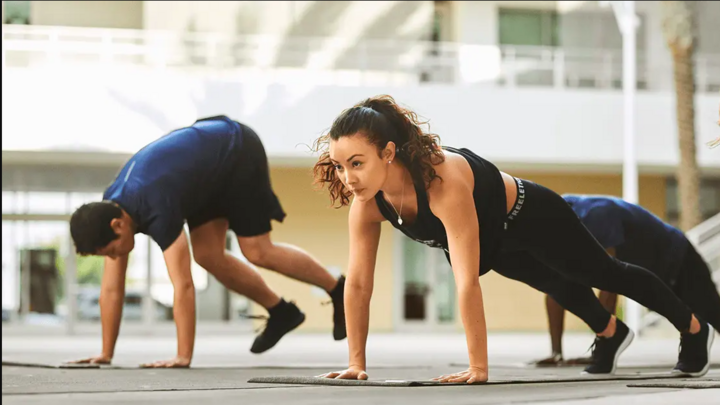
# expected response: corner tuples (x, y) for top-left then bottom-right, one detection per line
(3, 24), (719, 91)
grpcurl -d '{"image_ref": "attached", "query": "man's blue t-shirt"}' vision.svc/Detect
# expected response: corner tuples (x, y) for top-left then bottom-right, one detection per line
(103, 116), (244, 251)
(563, 195), (689, 286)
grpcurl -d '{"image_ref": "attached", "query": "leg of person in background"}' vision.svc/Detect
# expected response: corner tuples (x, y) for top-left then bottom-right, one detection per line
(505, 179), (713, 376)
(540, 247), (620, 365)
(561, 291), (619, 365)
(237, 232), (346, 352)
(494, 252), (619, 372)
(536, 291), (619, 366)
(598, 291), (619, 314)
(674, 245), (720, 335)
(228, 121), (347, 353)
(534, 296), (566, 366)
(190, 219), (302, 355)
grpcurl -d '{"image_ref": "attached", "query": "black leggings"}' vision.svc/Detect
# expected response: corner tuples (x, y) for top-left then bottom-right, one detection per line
(494, 179), (694, 333)
(675, 245), (720, 332)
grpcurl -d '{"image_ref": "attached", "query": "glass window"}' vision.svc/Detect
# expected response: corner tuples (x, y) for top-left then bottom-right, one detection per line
(401, 237), (456, 324)
(26, 192), (70, 215)
(14, 192), (28, 215)
(2, 220), (68, 317)
(4, 1), (30, 25)
(433, 250), (455, 324)
(665, 178), (720, 227)
(499, 8), (559, 47)
(2, 192), (15, 214)
(69, 192), (104, 213)
(403, 239), (430, 321)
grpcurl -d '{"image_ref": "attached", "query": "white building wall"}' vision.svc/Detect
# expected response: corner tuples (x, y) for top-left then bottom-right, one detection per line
(143, 1), (434, 41)
(3, 67), (718, 174)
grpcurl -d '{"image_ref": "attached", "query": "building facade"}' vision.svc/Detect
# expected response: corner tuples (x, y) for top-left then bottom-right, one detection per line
(3, 1), (719, 334)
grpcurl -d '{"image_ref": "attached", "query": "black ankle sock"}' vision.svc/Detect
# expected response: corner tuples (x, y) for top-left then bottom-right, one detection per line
(329, 277), (344, 298)
(268, 298), (288, 316)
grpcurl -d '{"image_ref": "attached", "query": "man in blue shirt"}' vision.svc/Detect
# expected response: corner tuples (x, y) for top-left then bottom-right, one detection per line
(535, 194), (720, 366)
(68, 116), (346, 368)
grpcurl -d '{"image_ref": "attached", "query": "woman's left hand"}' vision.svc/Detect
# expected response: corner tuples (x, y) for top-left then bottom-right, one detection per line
(432, 367), (488, 384)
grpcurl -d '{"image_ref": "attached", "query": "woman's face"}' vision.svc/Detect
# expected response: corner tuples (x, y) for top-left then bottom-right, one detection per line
(329, 133), (394, 203)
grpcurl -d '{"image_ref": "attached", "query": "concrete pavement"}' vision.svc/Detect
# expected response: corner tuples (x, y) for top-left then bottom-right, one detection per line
(3, 329), (718, 404)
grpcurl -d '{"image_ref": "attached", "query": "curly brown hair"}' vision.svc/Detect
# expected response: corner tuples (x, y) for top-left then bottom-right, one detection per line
(312, 95), (445, 207)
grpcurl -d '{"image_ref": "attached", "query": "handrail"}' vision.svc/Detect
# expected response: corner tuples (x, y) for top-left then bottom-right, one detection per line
(4, 24), (720, 90)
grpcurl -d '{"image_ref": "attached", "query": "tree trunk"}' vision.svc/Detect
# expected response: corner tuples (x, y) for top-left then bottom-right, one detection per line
(662, 1), (702, 231)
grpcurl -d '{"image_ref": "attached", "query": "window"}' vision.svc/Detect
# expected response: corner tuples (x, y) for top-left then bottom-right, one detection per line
(499, 8), (559, 47)
(26, 192), (71, 215)
(4, 1), (30, 25)
(666, 178), (720, 228)
(2, 192), (16, 214)
(69, 192), (104, 213)
(401, 237), (456, 325)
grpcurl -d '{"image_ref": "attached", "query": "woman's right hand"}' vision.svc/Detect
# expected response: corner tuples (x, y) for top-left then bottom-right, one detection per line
(66, 354), (112, 365)
(317, 367), (368, 380)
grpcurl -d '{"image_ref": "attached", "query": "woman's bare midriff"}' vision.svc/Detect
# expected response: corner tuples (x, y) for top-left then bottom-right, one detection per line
(500, 172), (518, 215)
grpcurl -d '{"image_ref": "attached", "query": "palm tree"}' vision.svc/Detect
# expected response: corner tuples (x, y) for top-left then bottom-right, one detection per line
(662, 1), (702, 231)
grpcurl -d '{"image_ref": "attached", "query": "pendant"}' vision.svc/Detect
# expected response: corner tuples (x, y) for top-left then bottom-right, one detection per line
(398, 217), (403, 225)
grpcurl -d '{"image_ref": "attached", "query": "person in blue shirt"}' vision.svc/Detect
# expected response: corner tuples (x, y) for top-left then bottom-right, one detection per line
(534, 194), (720, 366)
(67, 116), (347, 368)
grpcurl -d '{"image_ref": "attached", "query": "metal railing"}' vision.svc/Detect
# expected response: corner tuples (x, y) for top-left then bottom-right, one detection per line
(3, 24), (720, 90)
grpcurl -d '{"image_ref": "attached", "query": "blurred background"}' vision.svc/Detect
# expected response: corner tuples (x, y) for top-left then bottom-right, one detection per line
(1, 1), (719, 338)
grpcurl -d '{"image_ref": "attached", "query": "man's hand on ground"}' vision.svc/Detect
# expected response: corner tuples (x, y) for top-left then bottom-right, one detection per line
(532, 353), (563, 367)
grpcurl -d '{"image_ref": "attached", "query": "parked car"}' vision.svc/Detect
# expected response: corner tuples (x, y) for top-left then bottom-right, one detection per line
(77, 289), (169, 321)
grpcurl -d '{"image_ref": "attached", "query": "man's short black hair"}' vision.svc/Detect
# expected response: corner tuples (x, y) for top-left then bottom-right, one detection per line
(70, 201), (123, 255)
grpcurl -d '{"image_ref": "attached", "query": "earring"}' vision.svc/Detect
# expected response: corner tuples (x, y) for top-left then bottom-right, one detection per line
(388, 160), (392, 164)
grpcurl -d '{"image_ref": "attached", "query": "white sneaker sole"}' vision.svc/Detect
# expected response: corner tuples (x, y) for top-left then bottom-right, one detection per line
(672, 323), (715, 378)
(581, 327), (635, 375)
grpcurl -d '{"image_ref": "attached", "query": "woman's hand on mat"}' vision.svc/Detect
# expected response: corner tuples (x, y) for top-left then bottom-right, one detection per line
(140, 357), (191, 368)
(67, 354), (112, 365)
(433, 367), (488, 384)
(316, 367), (368, 380)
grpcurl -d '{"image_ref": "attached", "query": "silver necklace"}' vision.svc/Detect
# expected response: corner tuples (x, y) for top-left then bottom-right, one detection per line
(386, 168), (406, 225)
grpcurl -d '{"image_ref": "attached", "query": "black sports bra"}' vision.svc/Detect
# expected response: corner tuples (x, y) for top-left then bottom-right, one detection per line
(374, 146), (507, 275)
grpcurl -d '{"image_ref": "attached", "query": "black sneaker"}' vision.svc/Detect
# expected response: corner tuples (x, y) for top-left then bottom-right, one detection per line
(582, 320), (634, 375)
(672, 322), (715, 377)
(249, 300), (305, 354)
(329, 275), (347, 341)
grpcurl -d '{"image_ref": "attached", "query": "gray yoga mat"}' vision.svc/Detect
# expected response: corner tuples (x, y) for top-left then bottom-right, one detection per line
(627, 379), (720, 389)
(248, 371), (686, 387)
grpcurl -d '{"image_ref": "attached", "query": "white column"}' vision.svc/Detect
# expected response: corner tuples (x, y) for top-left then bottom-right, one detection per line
(621, 0), (643, 336)
(142, 236), (155, 326)
(20, 249), (30, 320)
(603, 0), (642, 335)
(64, 229), (77, 335)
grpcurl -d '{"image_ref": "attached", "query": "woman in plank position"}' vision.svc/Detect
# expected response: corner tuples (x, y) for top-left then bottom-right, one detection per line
(312, 95), (714, 383)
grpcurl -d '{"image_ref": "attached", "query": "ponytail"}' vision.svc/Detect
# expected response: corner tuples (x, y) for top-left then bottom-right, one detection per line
(312, 95), (445, 207)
